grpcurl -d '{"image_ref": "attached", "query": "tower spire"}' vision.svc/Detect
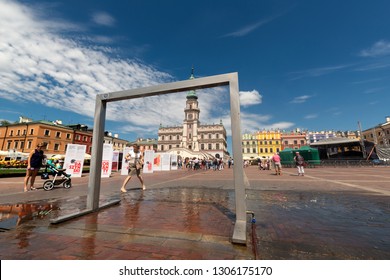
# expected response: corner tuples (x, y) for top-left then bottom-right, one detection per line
(187, 66), (197, 99)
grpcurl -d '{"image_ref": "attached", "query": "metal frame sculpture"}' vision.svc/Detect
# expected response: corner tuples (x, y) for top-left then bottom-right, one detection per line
(51, 72), (247, 244)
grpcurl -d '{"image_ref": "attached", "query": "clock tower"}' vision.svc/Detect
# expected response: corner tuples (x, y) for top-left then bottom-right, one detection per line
(182, 68), (200, 151)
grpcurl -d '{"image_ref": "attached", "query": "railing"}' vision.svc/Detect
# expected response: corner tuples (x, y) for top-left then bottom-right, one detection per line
(281, 159), (390, 168)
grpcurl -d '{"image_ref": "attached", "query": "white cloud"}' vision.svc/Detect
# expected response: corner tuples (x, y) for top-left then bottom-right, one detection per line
(239, 90), (262, 107)
(288, 64), (350, 80)
(91, 11), (116, 27)
(222, 112), (294, 135)
(359, 40), (390, 57)
(0, 0), (175, 130)
(304, 114), (318, 119)
(0, 0), (291, 141)
(290, 95), (311, 104)
(222, 13), (283, 38)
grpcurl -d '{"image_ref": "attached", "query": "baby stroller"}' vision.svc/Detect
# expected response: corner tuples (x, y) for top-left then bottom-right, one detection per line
(42, 160), (72, 191)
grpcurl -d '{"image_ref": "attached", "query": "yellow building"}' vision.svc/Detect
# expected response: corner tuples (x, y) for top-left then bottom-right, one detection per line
(256, 130), (282, 158)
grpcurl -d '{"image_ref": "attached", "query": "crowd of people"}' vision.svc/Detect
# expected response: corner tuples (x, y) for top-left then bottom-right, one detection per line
(182, 157), (233, 171)
(245, 152), (306, 176)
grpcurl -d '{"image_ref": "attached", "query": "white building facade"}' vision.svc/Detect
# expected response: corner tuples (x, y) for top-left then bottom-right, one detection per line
(157, 70), (228, 160)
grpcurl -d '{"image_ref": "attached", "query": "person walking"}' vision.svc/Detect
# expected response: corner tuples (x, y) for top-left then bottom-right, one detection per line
(294, 151), (305, 176)
(120, 144), (146, 192)
(24, 142), (45, 192)
(271, 152), (282, 175)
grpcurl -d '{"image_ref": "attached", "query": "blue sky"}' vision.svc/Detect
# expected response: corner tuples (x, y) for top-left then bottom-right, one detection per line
(1, 0), (390, 152)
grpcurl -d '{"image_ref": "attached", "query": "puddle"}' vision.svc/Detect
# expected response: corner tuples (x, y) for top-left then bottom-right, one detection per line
(0, 203), (59, 231)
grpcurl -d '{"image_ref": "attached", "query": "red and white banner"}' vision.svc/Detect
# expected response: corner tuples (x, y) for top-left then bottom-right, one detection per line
(143, 149), (154, 173)
(101, 144), (113, 178)
(63, 144), (86, 178)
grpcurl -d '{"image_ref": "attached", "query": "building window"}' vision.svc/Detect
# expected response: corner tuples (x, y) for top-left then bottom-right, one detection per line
(44, 129), (50, 136)
(208, 143), (212, 149)
(177, 135), (180, 140)
(56, 131), (61, 138)
(270, 148), (273, 153)
(265, 148), (268, 153)
(162, 136), (165, 140)
(6, 142), (11, 150)
(209, 134), (212, 139)
(252, 148), (256, 153)
(83, 136), (87, 142)
(216, 134), (219, 139)
(300, 140), (305, 144)
(10, 130), (14, 136)
(294, 140), (298, 145)
(216, 143), (220, 149)
(284, 141), (288, 145)
(14, 141), (19, 149)
(27, 141), (32, 149)
(260, 148), (263, 153)
(30, 129), (34, 135)
(20, 141), (25, 149)
(54, 143), (60, 151)
(161, 145), (164, 151)
(246, 148), (250, 153)
(201, 134), (204, 139)
(169, 145), (172, 149)
(66, 133), (71, 139)
(201, 144), (204, 150)
(17, 130), (21, 136)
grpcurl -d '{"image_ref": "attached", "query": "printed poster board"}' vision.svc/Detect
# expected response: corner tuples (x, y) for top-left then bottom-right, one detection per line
(101, 143), (113, 178)
(121, 146), (132, 175)
(153, 153), (162, 171)
(161, 153), (171, 171)
(112, 150), (119, 172)
(143, 149), (154, 173)
(63, 144), (86, 178)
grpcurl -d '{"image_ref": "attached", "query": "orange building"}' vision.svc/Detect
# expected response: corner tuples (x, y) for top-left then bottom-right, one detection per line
(0, 120), (74, 157)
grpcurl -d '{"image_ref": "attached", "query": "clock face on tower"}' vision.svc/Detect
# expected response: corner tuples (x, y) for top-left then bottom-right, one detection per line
(188, 113), (193, 120)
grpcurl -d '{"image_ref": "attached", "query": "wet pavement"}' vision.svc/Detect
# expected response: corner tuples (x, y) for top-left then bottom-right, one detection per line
(0, 166), (389, 260)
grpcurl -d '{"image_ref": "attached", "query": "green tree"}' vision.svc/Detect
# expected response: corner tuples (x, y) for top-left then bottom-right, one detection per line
(0, 120), (11, 126)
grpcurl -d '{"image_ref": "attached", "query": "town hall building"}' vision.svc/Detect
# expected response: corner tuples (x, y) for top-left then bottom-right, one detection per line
(157, 70), (228, 160)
